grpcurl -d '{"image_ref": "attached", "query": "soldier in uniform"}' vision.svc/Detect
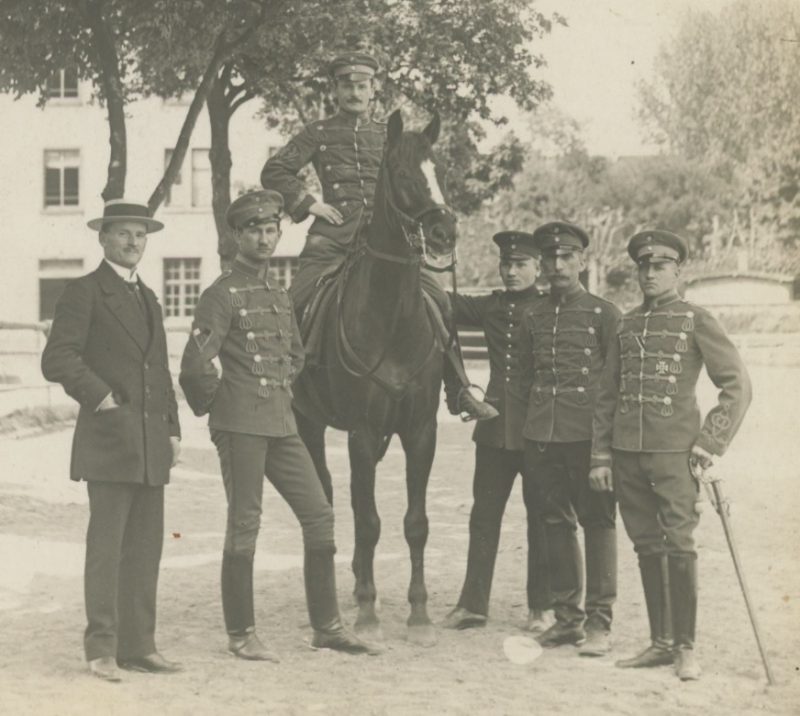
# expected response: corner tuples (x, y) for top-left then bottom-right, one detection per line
(41, 199), (181, 681)
(518, 221), (621, 656)
(590, 230), (752, 680)
(442, 231), (553, 633)
(179, 191), (375, 660)
(260, 51), (496, 422)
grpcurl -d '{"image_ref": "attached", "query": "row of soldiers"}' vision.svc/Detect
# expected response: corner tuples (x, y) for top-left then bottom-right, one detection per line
(41, 50), (751, 684)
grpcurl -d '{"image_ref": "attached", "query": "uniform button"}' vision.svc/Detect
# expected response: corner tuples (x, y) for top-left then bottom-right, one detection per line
(259, 378), (267, 386)
(506, 354), (511, 359)
(143, 362), (149, 370)
(239, 309), (247, 316)
(594, 307), (602, 314)
(581, 367), (589, 375)
(588, 327), (595, 334)
(145, 386), (151, 396)
(505, 377), (510, 382)
(679, 332), (687, 340)
(584, 349), (591, 356)
(247, 331), (255, 340)
(320, 145), (327, 151)
(143, 410), (148, 418)
(577, 386), (585, 393)
(254, 355), (262, 363)
(509, 303), (515, 308)
(506, 332), (512, 338)
(664, 396), (672, 405)
(673, 353), (681, 361)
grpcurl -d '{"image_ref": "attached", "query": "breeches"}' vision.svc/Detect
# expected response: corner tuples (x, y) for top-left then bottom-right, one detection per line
(613, 450), (699, 556)
(210, 430), (335, 556)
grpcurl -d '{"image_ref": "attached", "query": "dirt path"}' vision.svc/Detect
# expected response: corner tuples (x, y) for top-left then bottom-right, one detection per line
(0, 366), (798, 715)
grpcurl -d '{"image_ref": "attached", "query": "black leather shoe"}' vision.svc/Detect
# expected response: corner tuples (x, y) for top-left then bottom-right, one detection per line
(535, 621), (586, 647)
(88, 656), (122, 682)
(615, 643), (674, 668)
(311, 625), (382, 655)
(441, 607), (488, 630)
(457, 388), (500, 422)
(118, 652), (182, 674)
(228, 631), (279, 662)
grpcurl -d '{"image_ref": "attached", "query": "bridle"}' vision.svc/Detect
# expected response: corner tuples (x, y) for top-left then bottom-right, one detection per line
(336, 145), (456, 391)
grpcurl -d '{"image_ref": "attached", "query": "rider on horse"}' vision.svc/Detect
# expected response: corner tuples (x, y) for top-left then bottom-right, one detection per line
(261, 51), (497, 422)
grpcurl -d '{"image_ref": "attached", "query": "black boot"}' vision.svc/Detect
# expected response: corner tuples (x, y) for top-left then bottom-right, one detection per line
(669, 554), (701, 680)
(616, 554), (674, 668)
(304, 550), (381, 655)
(222, 552), (278, 661)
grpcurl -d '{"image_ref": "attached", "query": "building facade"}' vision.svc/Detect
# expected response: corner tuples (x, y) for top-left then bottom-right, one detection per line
(0, 72), (307, 328)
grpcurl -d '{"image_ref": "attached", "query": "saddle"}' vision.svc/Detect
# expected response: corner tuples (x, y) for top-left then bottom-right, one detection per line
(300, 263), (346, 365)
(299, 258), (452, 371)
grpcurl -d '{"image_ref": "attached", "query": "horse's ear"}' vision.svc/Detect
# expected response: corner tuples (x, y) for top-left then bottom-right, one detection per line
(422, 111), (440, 145)
(387, 110), (403, 146)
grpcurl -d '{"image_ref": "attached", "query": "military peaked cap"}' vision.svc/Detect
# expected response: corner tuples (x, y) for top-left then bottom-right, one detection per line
(533, 221), (589, 254)
(328, 52), (379, 80)
(226, 190), (283, 230)
(493, 230), (538, 259)
(627, 230), (688, 264)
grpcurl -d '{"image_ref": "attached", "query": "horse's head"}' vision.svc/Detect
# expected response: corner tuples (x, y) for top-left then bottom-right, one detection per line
(382, 109), (457, 269)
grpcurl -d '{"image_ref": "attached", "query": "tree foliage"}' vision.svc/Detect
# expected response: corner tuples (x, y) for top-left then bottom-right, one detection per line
(638, 0), (800, 245)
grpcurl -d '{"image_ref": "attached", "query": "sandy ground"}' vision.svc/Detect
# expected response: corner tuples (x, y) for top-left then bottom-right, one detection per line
(1, 365), (799, 715)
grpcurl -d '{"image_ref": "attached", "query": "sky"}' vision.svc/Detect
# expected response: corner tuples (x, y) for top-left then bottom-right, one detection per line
(502, 0), (733, 157)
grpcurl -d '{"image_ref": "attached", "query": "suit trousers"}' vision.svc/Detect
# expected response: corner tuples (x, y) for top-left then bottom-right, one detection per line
(525, 440), (617, 629)
(457, 444), (551, 616)
(84, 481), (164, 661)
(211, 430), (335, 556)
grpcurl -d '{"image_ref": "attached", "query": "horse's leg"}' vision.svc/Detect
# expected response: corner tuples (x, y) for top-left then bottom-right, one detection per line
(399, 417), (437, 647)
(295, 410), (333, 505)
(348, 427), (384, 642)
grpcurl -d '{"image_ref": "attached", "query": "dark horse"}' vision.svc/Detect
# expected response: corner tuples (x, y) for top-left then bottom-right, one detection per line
(293, 110), (457, 647)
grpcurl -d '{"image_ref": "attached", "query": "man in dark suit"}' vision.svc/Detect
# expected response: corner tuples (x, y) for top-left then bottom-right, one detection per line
(42, 199), (181, 682)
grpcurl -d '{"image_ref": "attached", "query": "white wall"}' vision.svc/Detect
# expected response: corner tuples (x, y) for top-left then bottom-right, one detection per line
(0, 82), (308, 325)
(685, 277), (793, 306)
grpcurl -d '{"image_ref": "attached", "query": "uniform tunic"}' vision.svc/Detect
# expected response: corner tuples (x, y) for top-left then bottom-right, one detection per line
(518, 285), (621, 442)
(180, 258), (304, 436)
(261, 112), (385, 246)
(591, 290), (752, 460)
(450, 285), (543, 450)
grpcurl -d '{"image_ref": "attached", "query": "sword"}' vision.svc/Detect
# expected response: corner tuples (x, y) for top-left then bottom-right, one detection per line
(691, 461), (776, 686)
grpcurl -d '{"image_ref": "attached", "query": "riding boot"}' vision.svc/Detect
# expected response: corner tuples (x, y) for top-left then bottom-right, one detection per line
(669, 553), (701, 680)
(443, 342), (499, 422)
(616, 554), (674, 668)
(221, 551), (256, 636)
(304, 550), (381, 655)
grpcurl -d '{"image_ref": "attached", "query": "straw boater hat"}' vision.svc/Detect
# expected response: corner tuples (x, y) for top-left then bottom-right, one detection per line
(87, 198), (164, 233)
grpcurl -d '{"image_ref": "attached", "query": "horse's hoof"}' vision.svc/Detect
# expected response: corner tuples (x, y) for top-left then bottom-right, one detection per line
(407, 623), (437, 648)
(354, 622), (384, 644)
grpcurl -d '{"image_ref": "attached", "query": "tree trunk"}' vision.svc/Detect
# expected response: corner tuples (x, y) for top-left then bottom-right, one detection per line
(79, 0), (126, 201)
(208, 72), (236, 270)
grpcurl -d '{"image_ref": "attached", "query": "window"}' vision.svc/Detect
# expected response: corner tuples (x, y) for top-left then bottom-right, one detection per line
(44, 150), (80, 207)
(163, 148), (210, 208)
(268, 257), (299, 289)
(46, 68), (79, 99)
(163, 258), (202, 317)
(39, 258), (84, 320)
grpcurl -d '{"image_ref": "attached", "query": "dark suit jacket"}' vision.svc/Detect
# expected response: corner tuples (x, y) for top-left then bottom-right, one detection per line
(41, 261), (180, 485)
